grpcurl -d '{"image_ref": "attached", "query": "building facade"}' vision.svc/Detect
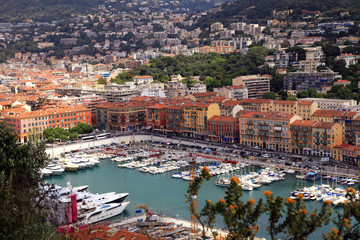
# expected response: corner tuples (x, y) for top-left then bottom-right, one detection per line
(239, 112), (301, 152)
(217, 85), (248, 100)
(3, 106), (91, 143)
(232, 75), (270, 99)
(182, 102), (220, 138)
(208, 116), (239, 143)
(284, 70), (339, 92)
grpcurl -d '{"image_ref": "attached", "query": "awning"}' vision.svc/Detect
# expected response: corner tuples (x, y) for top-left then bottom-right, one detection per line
(165, 129), (174, 132)
(145, 126), (152, 130)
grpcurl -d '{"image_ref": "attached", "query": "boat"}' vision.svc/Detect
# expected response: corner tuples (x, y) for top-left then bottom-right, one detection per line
(285, 169), (295, 174)
(41, 168), (52, 177)
(63, 162), (79, 172)
(48, 165), (65, 175)
(306, 172), (321, 181)
(215, 178), (230, 187)
(78, 202), (130, 224)
(172, 173), (183, 179)
(83, 192), (129, 205)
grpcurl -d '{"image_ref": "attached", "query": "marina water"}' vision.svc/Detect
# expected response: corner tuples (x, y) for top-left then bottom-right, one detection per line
(46, 159), (338, 239)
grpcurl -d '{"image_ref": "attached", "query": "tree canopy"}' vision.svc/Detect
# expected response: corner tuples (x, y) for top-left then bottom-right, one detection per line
(0, 122), (55, 239)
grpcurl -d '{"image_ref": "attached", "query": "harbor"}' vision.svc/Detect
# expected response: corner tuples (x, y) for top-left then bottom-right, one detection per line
(44, 140), (359, 239)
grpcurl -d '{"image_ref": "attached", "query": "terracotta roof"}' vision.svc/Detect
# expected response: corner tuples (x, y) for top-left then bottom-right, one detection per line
(312, 121), (336, 129)
(208, 115), (238, 123)
(191, 92), (217, 98)
(221, 99), (243, 107)
(274, 100), (296, 105)
(312, 110), (357, 118)
(133, 75), (153, 78)
(69, 225), (148, 240)
(298, 101), (313, 105)
(334, 143), (359, 151)
(240, 98), (272, 104)
(147, 103), (167, 109)
(291, 120), (317, 127)
(239, 111), (295, 121)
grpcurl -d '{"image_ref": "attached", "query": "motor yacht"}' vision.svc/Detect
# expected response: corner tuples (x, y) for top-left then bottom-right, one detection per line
(78, 202), (130, 224)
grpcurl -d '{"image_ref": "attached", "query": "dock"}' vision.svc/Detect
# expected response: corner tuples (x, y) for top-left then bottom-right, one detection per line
(107, 214), (265, 240)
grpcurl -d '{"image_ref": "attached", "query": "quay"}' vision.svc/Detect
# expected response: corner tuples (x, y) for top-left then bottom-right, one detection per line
(104, 213), (265, 240)
(46, 133), (359, 179)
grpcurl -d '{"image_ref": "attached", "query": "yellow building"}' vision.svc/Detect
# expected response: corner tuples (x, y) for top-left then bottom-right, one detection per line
(239, 111), (302, 152)
(240, 99), (318, 120)
(182, 102), (220, 138)
(312, 122), (343, 158)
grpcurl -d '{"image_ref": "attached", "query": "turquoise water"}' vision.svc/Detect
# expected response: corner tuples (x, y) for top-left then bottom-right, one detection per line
(46, 159), (338, 239)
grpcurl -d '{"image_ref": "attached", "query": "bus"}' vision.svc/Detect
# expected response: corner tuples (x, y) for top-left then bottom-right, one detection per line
(96, 133), (111, 140)
(82, 135), (96, 141)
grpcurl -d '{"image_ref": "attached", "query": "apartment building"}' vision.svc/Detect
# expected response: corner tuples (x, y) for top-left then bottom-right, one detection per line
(299, 98), (357, 111)
(182, 102), (220, 138)
(232, 75), (270, 99)
(290, 120), (317, 155)
(239, 112), (301, 152)
(311, 110), (359, 143)
(217, 85), (248, 100)
(146, 104), (167, 131)
(312, 122), (343, 157)
(165, 105), (184, 133)
(284, 70), (339, 92)
(208, 116), (239, 143)
(3, 105), (91, 143)
(239, 99), (318, 120)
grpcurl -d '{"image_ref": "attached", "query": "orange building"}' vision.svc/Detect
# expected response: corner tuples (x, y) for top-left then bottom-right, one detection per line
(2, 105), (91, 143)
(312, 122), (342, 158)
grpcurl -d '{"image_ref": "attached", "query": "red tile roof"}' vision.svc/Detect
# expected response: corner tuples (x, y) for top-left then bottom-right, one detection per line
(208, 115), (238, 123)
(239, 111), (295, 121)
(70, 225), (148, 240)
(312, 121), (336, 129)
(291, 120), (317, 127)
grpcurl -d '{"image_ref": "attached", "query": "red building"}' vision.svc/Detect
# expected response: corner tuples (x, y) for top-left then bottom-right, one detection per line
(146, 103), (167, 131)
(207, 115), (239, 143)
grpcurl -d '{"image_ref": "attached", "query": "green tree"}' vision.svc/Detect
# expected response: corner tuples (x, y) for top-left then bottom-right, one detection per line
(324, 188), (360, 239)
(69, 132), (79, 140)
(287, 95), (297, 101)
(263, 92), (276, 99)
(286, 46), (306, 61)
(97, 76), (107, 85)
(204, 77), (221, 91)
(0, 123), (55, 239)
(270, 74), (284, 93)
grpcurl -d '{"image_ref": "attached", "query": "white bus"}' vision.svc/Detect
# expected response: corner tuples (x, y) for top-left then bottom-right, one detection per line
(82, 135), (96, 141)
(96, 133), (111, 140)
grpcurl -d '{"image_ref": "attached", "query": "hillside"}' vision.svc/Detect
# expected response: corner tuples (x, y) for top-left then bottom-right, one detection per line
(0, 0), (231, 22)
(195, 0), (360, 28)
(0, 0), (102, 22)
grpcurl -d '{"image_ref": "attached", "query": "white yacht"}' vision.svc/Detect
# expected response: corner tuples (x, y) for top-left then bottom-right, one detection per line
(79, 202), (130, 224)
(47, 165), (65, 175)
(41, 168), (52, 177)
(82, 192), (129, 206)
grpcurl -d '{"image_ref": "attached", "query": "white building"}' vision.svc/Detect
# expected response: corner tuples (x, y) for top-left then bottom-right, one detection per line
(299, 98), (357, 110)
(133, 75), (153, 85)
